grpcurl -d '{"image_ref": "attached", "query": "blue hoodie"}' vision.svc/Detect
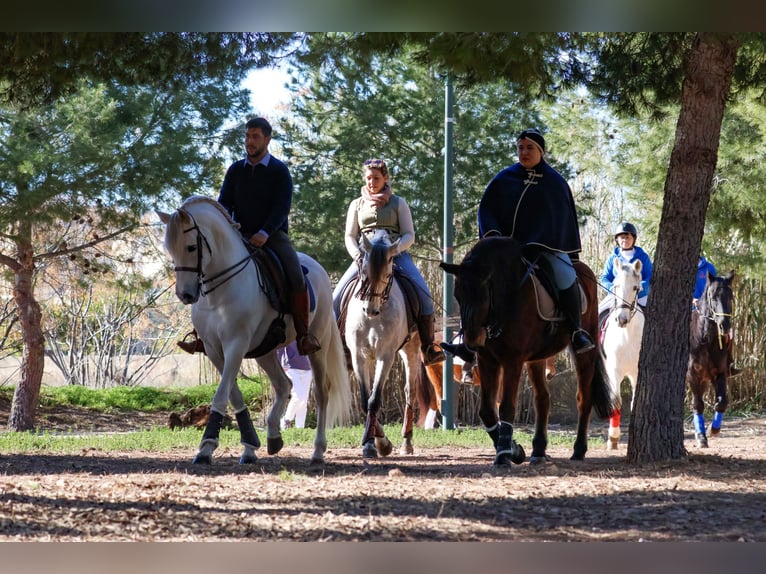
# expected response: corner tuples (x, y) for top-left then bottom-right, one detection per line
(599, 245), (653, 301)
(695, 256), (717, 299)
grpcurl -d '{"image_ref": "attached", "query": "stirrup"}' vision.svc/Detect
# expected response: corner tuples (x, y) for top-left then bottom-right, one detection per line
(571, 329), (595, 354)
(729, 365), (742, 378)
(422, 344), (446, 366)
(177, 331), (205, 354)
(297, 334), (321, 355)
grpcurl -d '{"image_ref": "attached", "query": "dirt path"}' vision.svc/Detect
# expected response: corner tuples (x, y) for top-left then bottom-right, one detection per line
(1, 404), (765, 542)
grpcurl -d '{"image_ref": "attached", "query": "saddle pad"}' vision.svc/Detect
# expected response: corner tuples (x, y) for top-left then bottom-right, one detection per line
(531, 275), (587, 322)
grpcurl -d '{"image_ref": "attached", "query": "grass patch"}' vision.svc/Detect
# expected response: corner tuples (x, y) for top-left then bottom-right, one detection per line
(0, 382), (610, 454)
(27, 379), (271, 413)
(0, 422), (604, 454)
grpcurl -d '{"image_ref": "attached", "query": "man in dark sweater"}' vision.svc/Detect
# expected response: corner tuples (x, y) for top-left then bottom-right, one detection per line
(217, 117), (321, 355)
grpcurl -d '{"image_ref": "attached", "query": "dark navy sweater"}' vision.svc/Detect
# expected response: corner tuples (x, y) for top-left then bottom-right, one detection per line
(217, 155), (293, 238)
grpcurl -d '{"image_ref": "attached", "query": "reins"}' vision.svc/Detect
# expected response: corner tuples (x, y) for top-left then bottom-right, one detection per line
(175, 208), (254, 297)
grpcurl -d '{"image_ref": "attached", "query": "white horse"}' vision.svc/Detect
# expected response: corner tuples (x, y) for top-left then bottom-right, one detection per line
(345, 229), (422, 458)
(156, 196), (353, 465)
(601, 259), (645, 449)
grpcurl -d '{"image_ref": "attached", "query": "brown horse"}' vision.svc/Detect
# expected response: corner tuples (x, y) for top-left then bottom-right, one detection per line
(687, 270), (736, 448)
(418, 354), (483, 428)
(440, 237), (616, 465)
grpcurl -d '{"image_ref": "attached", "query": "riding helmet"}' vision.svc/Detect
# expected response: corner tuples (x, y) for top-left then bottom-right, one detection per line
(614, 221), (637, 241)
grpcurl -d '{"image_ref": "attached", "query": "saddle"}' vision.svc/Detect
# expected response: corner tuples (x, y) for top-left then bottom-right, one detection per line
(242, 245), (316, 358)
(526, 258), (587, 322)
(178, 245), (315, 359)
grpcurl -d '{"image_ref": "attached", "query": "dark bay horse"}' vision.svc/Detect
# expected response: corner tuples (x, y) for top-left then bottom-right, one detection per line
(440, 237), (616, 466)
(687, 270), (736, 448)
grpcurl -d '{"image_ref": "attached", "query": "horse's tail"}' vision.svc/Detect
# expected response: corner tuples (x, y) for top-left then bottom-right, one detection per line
(321, 309), (355, 428)
(415, 360), (437, 427)
(591, 350), (619, 419)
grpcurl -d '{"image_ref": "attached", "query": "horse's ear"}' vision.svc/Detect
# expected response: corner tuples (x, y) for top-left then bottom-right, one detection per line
(633, 259), (642, 273)
(440, 262), (461, 276)
(156, 210), (171, 225)
(707, 269), (716, 283)
(724, 270), (736, 282)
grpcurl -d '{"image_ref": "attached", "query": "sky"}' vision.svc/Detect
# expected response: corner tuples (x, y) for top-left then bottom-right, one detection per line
(242, 66), (293, 117)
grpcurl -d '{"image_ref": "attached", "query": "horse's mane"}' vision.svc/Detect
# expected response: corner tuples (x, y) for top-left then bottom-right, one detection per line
(461, 237), (526, 317)
(463, 237), (525, 285)
(181, 195), (241, 230)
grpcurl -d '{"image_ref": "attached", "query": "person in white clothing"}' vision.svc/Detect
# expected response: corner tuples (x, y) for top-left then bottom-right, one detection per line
(278, 341), (313, 429)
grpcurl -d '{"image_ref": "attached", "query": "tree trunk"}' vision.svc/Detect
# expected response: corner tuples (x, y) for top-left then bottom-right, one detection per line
(628, 33), (739, 463)
(8, 227), (45, 431)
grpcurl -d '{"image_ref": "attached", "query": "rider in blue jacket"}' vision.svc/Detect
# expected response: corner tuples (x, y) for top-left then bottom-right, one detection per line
(599, 221), (653, 307)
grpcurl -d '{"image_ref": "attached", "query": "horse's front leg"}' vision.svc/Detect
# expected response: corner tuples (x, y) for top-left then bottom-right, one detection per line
(492, 359), (526, 467)
(526, 361), (551, 464)
(688, 375), (709, 448)
(360, 357), (394, 459)
(193, 347), (244, 465)
(229, 380), (260, 464)
(710, 373), (729, 438)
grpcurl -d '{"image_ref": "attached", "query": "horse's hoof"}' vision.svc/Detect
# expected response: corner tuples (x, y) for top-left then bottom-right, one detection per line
(267, 436), (284, 455)
(239, 453), (258, 465)
(510, 443), (526, 464)
(192, 453), (212, 465)
(399, 443), (414, 456)
(375, 437), (393, 457)
(363, 441), (378, 458)
(493, 452), (513, 466)
(608, 438), (620, 450)
(570, 452), (586, 461)
(310, 456), (325, 466)
(709, 426), (721, 437)
(529, 454), (550, 465)
(695, 432), (709, 448)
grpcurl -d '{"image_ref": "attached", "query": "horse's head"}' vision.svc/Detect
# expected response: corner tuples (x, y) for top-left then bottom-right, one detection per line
(156, 197), (236, 305)
(700, 269), (736, 336)
(611, 259), (643, 328)
(441, 237), (521, 349)
(357, 229), (399, 317)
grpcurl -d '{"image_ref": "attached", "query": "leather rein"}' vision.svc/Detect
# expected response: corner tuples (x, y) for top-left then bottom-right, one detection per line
(174, 208), (253, 297)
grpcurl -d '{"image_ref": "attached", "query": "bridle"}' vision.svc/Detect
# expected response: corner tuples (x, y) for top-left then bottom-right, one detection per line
(356, 245), (394, 304)
(611, 277), (641, 322)
(695, 285), (734, 350)
(174, 208), (253, 297)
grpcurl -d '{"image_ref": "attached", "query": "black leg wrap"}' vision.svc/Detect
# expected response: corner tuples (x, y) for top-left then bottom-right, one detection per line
(486, 424), (500, 447)
(201, 409), (226, 442)
(236, 409), (261, 449)
(496, 421), (514, 452)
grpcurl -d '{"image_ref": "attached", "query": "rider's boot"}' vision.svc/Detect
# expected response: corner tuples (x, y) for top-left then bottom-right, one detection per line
(418, 314), (446, 365)
(560, 281), (595, 354)
(178, 329), (206, 354)
(292, 288), (322, 355)
(727, 339), (742, 377)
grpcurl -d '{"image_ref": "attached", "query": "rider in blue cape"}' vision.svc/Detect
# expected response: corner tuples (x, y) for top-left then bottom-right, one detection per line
(442, 128), (595, 360)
